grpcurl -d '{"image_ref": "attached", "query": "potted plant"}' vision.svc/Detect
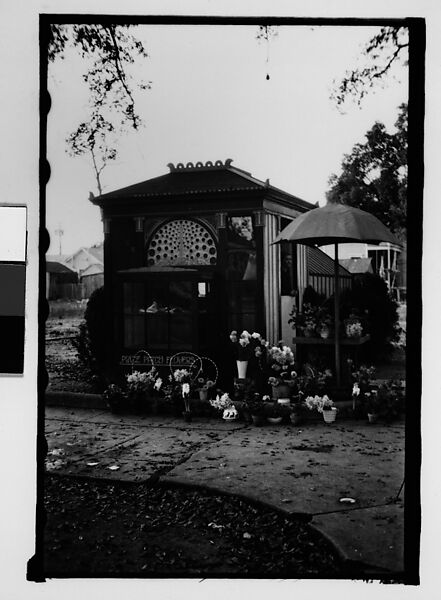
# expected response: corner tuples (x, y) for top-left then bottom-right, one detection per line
(289, 394), (306, 425)
(245, 396), (266, 426)
(266, 343), (296, 399)
(376, 380), (405, 423)
(364, 391), (381, 423)
(103, 383), (126, 413)
(126, 368), (162, 413)
(316, 307), (333, 339)
(351, 364), (376, 413)
(209, 391), (235, 419)
(171, 368), (193, 421)
(196, 376), (216, 401)
(264, 401), (289, 425)
(229, 330), (266, 379)
(345, 313), (364, 338)
(305, 394), (337, 423)
(302, 303), (319, 337)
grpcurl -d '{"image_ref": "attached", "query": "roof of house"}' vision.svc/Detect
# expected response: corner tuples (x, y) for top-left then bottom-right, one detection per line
(66, 245), (104, 267)
(306, 246), (351, 277)
(340, 258), (373, 274)
(46, 261), (77, 275)
(81, 263), (104, 277)
(87, 243), (104, 263)
(46, 254), (69, 264)
(91, 159), (314, 211)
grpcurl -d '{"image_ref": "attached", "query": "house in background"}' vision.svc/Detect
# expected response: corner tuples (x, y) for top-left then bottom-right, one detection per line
(46, 259), (78, 300)
(46, 243), (104, 299)
(339, 257), (373, 277)
(64, 242), (104, 295)
(80, 261), (104, 297)
(321, 241), (404, 301)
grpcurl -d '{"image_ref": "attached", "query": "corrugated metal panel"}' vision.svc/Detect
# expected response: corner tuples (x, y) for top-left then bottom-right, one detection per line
(309, 274), (352, 298)
(264, 214), (281, 343)
(306, 246), (350, 276)
(297, 245), (307, 309)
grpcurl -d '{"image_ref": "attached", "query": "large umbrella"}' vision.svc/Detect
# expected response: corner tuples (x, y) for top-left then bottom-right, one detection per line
(274, 202), (399, 386)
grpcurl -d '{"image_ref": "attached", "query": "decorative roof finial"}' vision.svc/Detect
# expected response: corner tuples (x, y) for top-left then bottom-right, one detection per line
(167, 159), (234, 172)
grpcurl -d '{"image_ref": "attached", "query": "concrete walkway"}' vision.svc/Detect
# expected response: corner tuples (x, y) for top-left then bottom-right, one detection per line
(45, 406), (405, 575)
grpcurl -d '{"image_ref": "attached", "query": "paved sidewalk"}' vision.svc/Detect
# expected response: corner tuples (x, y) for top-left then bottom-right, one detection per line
(45, 406), (405, 575)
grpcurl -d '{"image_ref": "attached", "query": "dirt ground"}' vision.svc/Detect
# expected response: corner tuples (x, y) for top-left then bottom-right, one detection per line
(44, 475), (345, 578)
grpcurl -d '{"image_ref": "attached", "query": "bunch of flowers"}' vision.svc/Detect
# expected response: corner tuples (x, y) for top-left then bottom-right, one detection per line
(230, 330), (267, 361)
(103, 384), (126, 411)
(209, 392), (234, 412)
(172, 368), (191, 383)
(305, 394), (334, 413)
(289, 302), (319, 333)
(351, 363), (376, 396)
(243, 392), (265, 416)
(170, 369), (192, 412)
(126, 368), (162, 395)
(266, 343), (295, 385)
(346, 321), (363, 338)
(196, 376), (216, 393)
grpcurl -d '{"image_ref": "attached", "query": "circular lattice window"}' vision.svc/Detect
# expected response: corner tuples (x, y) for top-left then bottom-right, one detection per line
(147, 219), (217, 266)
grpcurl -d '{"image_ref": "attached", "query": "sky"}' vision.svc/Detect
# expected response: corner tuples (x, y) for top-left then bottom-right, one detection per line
(46, 24), (408, 255)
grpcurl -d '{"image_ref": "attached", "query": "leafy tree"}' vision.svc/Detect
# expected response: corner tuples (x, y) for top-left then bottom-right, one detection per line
(66, 115), (117, 196)
(339, 273), (401, 361)
(73, 286), (108, 390)
(326, 103), (407, 238)
(47, 24), (150, 193)
(331, 26), (408, 107)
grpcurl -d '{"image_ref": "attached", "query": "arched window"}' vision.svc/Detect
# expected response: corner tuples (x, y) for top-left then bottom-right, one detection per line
(147, 219), (217, 266)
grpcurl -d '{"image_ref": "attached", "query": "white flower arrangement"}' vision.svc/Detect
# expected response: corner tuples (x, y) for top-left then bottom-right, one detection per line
(230, 330), (266, 360)
(126, 368), (160, 394)
(268, 345), (295, 367)
(210, 392), (233, 411)
(346, 321), (363, 338)
(305, 394), (334, 413)
(173, 368), (191, 383)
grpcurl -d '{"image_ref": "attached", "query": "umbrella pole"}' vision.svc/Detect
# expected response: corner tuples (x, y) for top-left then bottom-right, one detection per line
(334, 243), (341, 387)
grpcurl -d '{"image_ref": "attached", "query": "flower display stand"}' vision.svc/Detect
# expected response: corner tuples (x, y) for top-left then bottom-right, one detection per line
(272, 383), (291, 400)
(322, 407), (337, 423)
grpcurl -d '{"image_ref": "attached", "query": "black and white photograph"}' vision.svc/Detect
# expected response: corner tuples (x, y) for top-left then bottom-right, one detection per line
(34, 14), (422, 583)
(4, 2), (440, 595)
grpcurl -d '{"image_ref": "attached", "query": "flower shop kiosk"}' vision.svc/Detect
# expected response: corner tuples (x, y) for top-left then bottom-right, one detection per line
(91, 159), (317, 382)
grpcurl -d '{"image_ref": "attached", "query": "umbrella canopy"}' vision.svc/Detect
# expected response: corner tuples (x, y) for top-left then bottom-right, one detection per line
(274, 202), (399, 247)
(275, 202), (398, 386)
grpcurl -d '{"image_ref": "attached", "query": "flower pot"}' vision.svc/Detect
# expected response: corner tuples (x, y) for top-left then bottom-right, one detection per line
(199, 389), (208, 401)
(322, 407), (337, 423)
(272, 384), (291, 400)
(319, 327), (330, 339)
(241, 409), (252, 424)
(183, 411), (192, 423)
(290, 412), (303, 426)
(304, 328), (316, 338)
(223, 407), (239, 421)
(251, 414), (264, 426)
(367, 413), (379, 424)
(267, 416), (283, 425)
(236, 360), (248, 379)
(277, 398), (291, 407)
